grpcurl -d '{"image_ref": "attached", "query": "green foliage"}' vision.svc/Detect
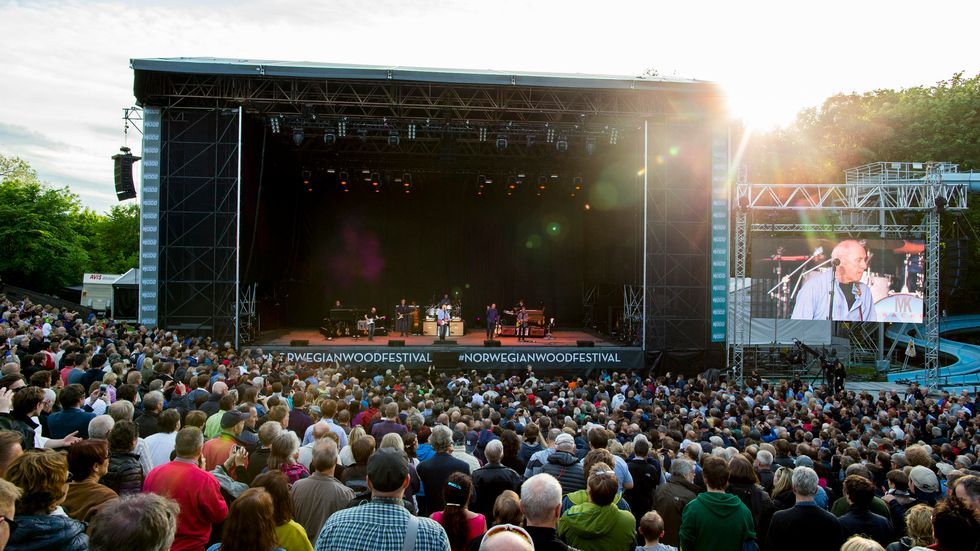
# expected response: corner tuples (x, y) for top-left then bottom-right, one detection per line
(0, 153), (139, 293)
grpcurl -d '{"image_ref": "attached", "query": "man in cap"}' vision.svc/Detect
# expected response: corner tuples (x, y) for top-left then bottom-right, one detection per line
(315, 448), (450, 550)
(541, 432), (586, 494)
(885, 464), (939, 535)
(201, 410), (248, 471)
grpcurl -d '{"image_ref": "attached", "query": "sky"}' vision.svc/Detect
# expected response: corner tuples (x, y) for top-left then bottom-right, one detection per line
(0, 0), (976, 212)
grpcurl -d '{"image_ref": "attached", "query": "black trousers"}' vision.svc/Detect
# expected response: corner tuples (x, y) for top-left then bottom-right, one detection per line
(396, 318), (409, 336)
(486, 321), (496, 340)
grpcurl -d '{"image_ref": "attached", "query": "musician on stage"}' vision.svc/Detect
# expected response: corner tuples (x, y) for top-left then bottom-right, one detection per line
(436, 304), (451, 341)
(516, 305), (529, 342)
(331, 299), (347, 338)
(364, 307), (380, 341)
(395, 299), (411, 337)
(792, 239), (877, 321)
(486, 303), (499, 340)
(438, 293), (452, 308)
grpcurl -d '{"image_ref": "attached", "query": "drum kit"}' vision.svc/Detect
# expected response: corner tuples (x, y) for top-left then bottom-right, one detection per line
(765, 241), (925, 322)
(425, 305), (462, 321)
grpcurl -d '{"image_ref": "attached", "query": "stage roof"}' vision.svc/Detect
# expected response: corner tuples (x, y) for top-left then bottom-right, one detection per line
(131, 57), (717, 93)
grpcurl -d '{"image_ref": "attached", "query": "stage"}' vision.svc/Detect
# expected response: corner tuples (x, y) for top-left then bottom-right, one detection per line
(255, 328), (644, 372)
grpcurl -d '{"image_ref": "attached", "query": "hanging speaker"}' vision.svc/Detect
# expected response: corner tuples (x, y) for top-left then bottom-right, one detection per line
(112, 146), (140, 201)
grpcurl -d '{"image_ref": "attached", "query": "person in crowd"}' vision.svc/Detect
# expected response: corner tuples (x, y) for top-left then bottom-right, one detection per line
(478, 524), (534, 551)
(472, 439), (522, 518)
(371, 402), (406, 444)
(339, 426), (367, 467)
(951, 475), (979, 511)
(143, 427), (229, 551)
(767, 466), (845, 551)
(46, 384), (96, 439)
(203, 410), (249, 471)
(587, 428), (634, 493)
(832, 465), (892, 519)
(678, 455), (754, 551)
(136, 390), (164, 437)
(518, 422), (544, 466)
(206, 487), (281, 551)
(490, 490), (524, 527)
(928, 495), (979, 551)
(144, 408), (181, 469)
(521, 473), (574, 551)
(840, 536), (887, 551)
(885, 503), (934, 551)
(291, 439), (354, 543)
(652, 458), (699, 547)
(287, 392), (313, 441)
(839, 474), (894, 546)
(102, 418), (144, 495)
(451, 427), (482, 473)
(542, 432), (586, 495)
(558, 462), (635, 551)
(430, 472), (486, 551)
(243, 421), (283, 485)
(637, 510), (676, 551)
(0, 430), (23, 477)
(499, 430), (525, 474)
(268, 431), (309, 484)
(4, 450), (88, 550)
(315, 448), (451, 550)
(771, 466), (796, 510)
(251, 471), (314, 551)
(754, 450), (775, 494)
(88, 493), (181, 551)
(418, 425), (472, 515)
(0, 479), (22, 551)
(340, 434), (375, 494)
(885, 465), (939, 536)
(625, 437), (661, 518)
(726, 454), (775, 548)
(63, 439), (118, 522)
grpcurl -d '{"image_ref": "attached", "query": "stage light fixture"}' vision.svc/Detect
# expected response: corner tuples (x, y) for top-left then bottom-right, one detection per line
(371, 172), (381, 187)
(302, 169), (311, 185)
(526, 134), (536, 147)
(292, 128), (305, 146)
(546, 127), (555, 143)
(269, 116), (281, 134)
(555, 137), (568, 152)
(573, 176), (583, 191)
(388, 131), (400, 146)
(496, 136), (507, 150)
(585, 138), (596, 156)
(538, 176), (547, 190)
(477, 174), (487, 188)
(339, 171), (349, 185)
(338, 120), (347, 137)
(408, 124), (416, 140)
(479, 127), (488, 142)
(323, 131), (336, 145)
(609, 128), (619, 145)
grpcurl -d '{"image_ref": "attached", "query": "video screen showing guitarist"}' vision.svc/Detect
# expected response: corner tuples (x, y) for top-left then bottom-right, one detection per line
(395, 299), (411, 337)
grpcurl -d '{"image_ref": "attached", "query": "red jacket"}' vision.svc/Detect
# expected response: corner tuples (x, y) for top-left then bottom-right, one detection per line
(143, 459), (228, 551)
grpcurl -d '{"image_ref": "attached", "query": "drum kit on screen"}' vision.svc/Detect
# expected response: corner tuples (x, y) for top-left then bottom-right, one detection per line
(765, 241), (924, 322)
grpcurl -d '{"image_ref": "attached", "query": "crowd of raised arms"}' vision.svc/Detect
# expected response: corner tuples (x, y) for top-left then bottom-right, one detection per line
(0, 294), (977, 551)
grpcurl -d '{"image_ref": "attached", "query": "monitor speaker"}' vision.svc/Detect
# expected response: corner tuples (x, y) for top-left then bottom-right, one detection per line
(290, 339), (309, 347)
(433, 339), (457, 345)
(484, 340), (501, 347)
(388, 340), (405, 347)
(576, 340), (595, 347)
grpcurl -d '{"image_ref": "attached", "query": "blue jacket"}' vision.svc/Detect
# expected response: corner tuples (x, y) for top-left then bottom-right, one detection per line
(6, 514), (88, 551)
(47, 408), (96, 439)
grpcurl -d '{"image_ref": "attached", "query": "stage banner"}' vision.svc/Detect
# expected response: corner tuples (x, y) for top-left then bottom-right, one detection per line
(710, 130), (730, 342)
(261, 346), (645, 372)
(138, 107), (161, 327)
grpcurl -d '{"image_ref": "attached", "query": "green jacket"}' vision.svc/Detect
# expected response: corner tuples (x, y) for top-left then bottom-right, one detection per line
(558, 493), (635, 551)
(679, 491), (756, 551)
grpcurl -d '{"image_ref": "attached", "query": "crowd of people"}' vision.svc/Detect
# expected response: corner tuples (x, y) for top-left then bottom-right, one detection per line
(0, 294), (978, 551)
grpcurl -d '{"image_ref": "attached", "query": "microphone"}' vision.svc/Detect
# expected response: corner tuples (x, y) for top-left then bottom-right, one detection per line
(831, 258), (841, 267)
(812, 247), (823, 257)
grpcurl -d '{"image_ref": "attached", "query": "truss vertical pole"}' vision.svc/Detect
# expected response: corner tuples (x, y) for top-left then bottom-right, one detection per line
(234, 106), (242, 349)
(730, 173), (748, 384)
(642, 120), (649, 352)
(924, 208), (940, 388)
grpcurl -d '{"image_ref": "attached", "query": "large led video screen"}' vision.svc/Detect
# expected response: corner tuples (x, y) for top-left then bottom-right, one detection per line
(750, 238), (924, 323)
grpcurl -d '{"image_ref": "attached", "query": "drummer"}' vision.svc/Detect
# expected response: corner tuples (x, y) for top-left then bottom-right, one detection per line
(792, 239), (877, 322)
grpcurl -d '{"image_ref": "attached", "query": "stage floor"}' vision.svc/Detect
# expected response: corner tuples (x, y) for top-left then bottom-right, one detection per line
(256, 328), (619, 348)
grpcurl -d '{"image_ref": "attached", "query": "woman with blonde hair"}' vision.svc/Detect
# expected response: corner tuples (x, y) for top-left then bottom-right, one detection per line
(772, 466), (796, 511)
(339, 426), (365, 467)
(885, 504), (934, 551)
(5, 450), (88, 550)
(841, 535), (886, 551)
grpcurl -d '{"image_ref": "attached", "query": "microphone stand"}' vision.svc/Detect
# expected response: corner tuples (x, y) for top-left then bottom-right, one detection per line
(828, 260), (840, 321)
(790, 257), (836, 300)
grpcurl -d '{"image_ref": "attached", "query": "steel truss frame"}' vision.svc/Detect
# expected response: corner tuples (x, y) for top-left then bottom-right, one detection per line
(729, 162), (968, 387)
(158, 107), (240, 340)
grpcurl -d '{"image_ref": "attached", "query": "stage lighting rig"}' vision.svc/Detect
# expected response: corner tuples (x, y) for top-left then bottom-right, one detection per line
(403, 172), (413, 194)
(546, 127), (555, 143)
(496, 136), (508, 150)
(269, 116), (281, 134)
(609, 127), (619, 145)
(407, 124), (416, 140)
(388, 131), (400, 146)
(338, 119), (347, 137)
(370, 172), (381, 191)
(526, 134), (536, 147)
(292, 128), (305, 146)
(339, 171), (350, 192)
(479, 127), (488, 142)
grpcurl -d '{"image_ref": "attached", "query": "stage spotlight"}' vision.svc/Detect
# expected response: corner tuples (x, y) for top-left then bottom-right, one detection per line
(323, 131), (336, 145)
(546, 127), (555, 143)
(479, 127), (488, 142)
(269, 116), (281, 134)
(339, 171), (349, 188)
(371, 172), (381, 188)
(111, 146), (140, 201)
(292, 128), (305, 146)
(496, 136), (507, 150)
(609, 128), (619, 145)
(573, 176), (583, 191)
(585, 138), (596, 156)
(388, 131), (400, 146)
(555, 137), (568, 152)
(302, 169), (311, 185)
(408, 124), (416, 140)
(338, 119), (347, 137)
(526, 134), (536, 147)
(538, 175), (547, 190)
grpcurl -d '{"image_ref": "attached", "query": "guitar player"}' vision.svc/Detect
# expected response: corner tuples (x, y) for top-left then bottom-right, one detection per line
(436, 303), (451, 340)
(364, 307), (386, 341)
(395, 299), (411, 337)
